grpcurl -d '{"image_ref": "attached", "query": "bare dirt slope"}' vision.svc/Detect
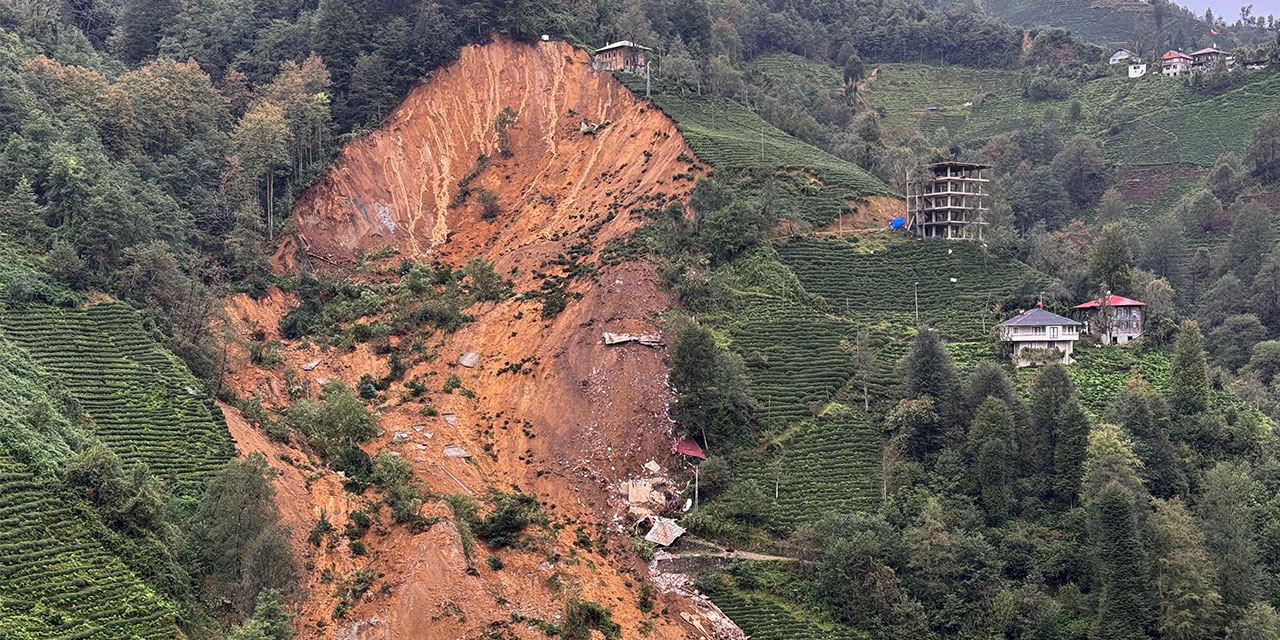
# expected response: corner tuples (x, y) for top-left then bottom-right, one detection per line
(224, 39), (741, 639)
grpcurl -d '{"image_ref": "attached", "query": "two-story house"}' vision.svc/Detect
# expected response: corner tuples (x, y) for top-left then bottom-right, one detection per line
(997, 304), (1082, 367)
(1161, 50), (1193, 76)
(1073, 294), (1145, 344)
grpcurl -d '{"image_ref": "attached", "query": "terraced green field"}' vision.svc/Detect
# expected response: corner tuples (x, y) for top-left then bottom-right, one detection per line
(0, 303), (234, 495)
(857, 62), (1280, 166)
(0, 451), (176, 639)
(732, 411), (881, 527)
(702, 579), (864, 640)
(776, 238), (1046, 339)
(749, 53), (843, 91)
(616, 74), (896, 226)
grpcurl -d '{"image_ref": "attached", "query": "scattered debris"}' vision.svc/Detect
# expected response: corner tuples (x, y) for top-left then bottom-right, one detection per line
(650, 560), (746, 639)
(644, 460), (661, 474)
(393, 431), (409, 441)
(644, 516), (686, 546)
(603, 331), (661, 347)
(185, 386), (198, 396)
(301, 358), (322, 371)
(458, 352), (481, 368)
(443, 444), (472, 458)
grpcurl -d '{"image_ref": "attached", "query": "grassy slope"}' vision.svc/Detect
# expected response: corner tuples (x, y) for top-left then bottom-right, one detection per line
(857, 61), (1280, 166)
(616, 74), (897, 227)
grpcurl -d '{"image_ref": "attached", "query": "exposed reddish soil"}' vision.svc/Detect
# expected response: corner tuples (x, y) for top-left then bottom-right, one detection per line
(1114, 164), (1209, 203)
(222, 38), (738, 640)
(810, 194), (905, 235)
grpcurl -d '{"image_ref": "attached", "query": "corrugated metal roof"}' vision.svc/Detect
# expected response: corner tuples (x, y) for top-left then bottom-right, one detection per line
(999, 307), (1080, 327)
(1073, 295), (1146, 309)
(644, 517), (686, 546)
(595, 40), (653, 53)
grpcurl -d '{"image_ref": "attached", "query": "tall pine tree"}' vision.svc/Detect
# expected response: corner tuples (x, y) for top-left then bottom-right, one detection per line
(968, 397), (1015, 524)
(1169, 321), (1210, 416)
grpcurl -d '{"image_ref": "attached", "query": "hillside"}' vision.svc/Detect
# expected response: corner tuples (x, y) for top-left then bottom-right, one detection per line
(0, 303), (234, 496)
(615, 75), (900, 227)
(232, 38), (740, 640)
(858, 61), (1280, 166)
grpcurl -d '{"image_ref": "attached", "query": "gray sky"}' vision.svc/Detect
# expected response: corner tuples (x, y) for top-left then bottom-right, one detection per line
(1179, 0), (1280, 20)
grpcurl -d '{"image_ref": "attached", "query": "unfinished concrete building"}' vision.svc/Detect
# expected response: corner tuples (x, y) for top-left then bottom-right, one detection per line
(906, 161), (990, 241)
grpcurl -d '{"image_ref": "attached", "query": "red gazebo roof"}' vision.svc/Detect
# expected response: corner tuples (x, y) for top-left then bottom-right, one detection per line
(1073, 295), (1146, 309)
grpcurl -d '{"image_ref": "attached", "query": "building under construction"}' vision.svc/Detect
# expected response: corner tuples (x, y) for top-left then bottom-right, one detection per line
(906, 161), (991, 241)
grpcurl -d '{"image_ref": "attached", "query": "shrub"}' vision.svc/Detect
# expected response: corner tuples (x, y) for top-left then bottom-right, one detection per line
(472, 492), (542, 548)
(486, 555), (504, 570)
(561, 599), (621, 640)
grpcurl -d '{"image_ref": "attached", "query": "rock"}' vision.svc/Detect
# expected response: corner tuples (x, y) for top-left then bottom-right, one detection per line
(457, 352), (480, 368)
(301, 358), (322, 371)
(443, 414), (458, 426)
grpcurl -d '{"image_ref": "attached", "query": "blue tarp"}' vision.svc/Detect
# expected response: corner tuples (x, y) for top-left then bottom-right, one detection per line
(890, 217), (907, 230)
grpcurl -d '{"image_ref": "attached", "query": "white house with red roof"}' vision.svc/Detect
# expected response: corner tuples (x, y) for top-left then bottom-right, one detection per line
(1190, 47), (1230, 71)
(997, 304), (1082, 367)
(1161, 50), (1193, 76)
(1073, 294), (1146, 345)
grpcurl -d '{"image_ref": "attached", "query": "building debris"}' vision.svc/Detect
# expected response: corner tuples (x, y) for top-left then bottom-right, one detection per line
(457, 352), (480, 368)
(644, 460), (661, 474)
(443, 444), (472, 458)
(301, 358), (322, 371)
(603, 331), (661, 347)
(644, 516), (686, 546)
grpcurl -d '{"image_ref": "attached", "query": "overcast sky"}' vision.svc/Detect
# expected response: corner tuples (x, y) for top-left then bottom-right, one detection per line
(1178, 0), (1280, 20)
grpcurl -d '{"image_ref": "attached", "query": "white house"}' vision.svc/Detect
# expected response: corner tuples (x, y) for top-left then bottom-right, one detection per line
(1129, 63), (1148, 78)
(998, 304), (1082, 367)
(1072, 294), (1146, 345)
(1110, 49), (1133, 65)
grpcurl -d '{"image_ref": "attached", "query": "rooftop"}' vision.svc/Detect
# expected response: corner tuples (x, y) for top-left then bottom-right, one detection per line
(999, 307), (1081, 328)
(1073, 294), (1146, 309)
(929, 161), (992, 169)
(1190, 47), (1225, 56)
(1162, 50), (1193, 60)
(595, 40), (653, 54)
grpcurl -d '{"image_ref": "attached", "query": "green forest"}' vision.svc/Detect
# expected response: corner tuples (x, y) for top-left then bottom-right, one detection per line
(0, 0), (1279, 638)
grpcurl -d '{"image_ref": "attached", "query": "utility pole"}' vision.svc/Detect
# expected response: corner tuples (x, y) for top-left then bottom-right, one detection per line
(914, 282), (920, 325)
(645, 61), (651, 97)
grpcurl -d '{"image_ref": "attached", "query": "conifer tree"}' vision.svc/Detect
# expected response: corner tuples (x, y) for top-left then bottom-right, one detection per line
(968, 397), (1015, 523)
(1083, 424), (1154, 640)
(1227, 603), (1280, 640)
(1090, 482), (1155, 640)
(1105, 379), (1186, 498)
(1029, 364), (1090, 503)
(1151, 497), (1224, 640)
(903, 326), (957, 457)
(1199, 462), (1263, 610)
(1169, 321), (1210, 416)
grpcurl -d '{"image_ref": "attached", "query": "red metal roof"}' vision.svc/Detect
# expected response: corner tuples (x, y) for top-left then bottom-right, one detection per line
(1161, 50), (1192, 60)
(1073, 295), (1146, 309)
(672, 438), (707, 459)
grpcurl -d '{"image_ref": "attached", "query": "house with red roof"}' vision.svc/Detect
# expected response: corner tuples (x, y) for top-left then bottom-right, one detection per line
(1190, 47), (1230, 71)
(1073, 294), (1146, 345)
(1161, 50), (1193, 76)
